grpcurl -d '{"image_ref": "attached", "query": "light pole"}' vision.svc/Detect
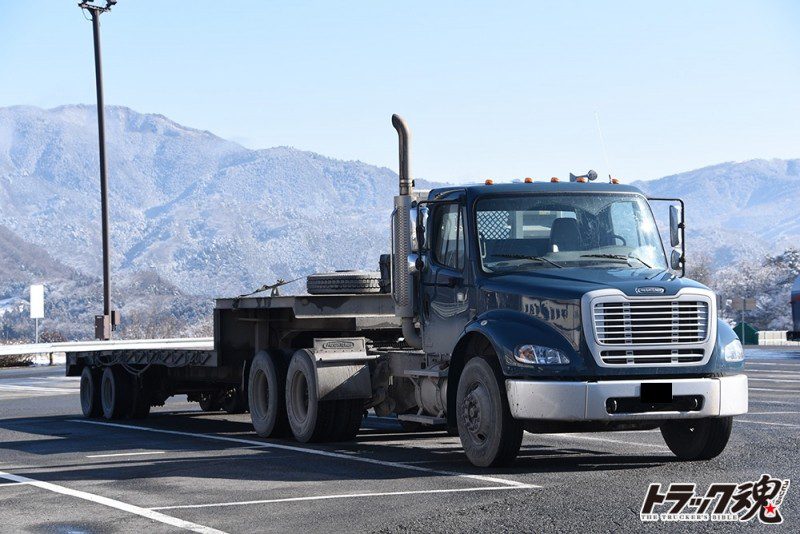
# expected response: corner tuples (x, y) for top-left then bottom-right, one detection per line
(78, 0), (119, 340)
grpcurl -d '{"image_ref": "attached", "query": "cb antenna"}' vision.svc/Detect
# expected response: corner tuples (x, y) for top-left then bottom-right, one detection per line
(594, 111), (613, 183)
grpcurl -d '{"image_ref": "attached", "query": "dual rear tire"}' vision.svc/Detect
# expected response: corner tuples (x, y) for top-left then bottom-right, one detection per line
(80, 365), (150, 420)
(248, 349), (363, 442)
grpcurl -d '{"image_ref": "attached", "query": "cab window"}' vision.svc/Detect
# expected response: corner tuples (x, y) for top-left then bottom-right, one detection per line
(432, 204), (465, 271)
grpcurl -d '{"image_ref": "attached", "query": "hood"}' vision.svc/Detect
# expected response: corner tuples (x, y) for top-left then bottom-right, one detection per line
(478, 267), (708, 301)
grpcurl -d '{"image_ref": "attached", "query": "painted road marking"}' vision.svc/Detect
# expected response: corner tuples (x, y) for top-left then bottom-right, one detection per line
(749, 387), (799, 393)
(748, 377), (800, 384)
(151, 485), (536, 511)
(87, 451), (166, 459)
(70, 419), (536, 489)
(0, 470), (225, 534)
(0, 385), (76, 393)
(737, 420), (800, 429)
(746, 411), (800, 415)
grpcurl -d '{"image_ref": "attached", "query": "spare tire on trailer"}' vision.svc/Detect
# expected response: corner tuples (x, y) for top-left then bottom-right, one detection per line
(306, 271), (382, 295)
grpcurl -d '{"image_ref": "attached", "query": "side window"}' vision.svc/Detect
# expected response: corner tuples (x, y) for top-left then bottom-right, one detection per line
(432, 204), (465, 271)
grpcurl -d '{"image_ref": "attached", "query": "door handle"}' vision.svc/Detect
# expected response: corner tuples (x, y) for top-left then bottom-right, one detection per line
(440, 275), (462, 288)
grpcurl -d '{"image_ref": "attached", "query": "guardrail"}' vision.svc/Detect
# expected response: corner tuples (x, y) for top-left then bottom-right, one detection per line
(0, 337), (214, 358)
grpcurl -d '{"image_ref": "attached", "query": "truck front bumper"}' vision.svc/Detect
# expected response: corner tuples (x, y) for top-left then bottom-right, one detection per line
(505, 375), (748, 421)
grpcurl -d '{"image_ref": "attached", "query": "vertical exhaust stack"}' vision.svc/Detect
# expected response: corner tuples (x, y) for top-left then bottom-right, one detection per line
(391, 114), (422, 348)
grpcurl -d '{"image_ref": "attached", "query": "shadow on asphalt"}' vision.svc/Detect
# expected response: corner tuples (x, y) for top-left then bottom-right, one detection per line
(0, 410), (672, 486)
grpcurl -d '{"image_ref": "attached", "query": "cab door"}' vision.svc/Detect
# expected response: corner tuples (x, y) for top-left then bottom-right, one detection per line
(421, 202), (472, 355)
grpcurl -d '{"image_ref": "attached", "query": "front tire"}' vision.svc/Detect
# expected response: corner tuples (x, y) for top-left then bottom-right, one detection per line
(660, 417), (733, 460)
(456, 357), (523, 467)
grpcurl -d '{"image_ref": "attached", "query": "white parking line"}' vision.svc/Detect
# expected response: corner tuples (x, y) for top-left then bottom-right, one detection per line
(748, 378), (800, 384)
(69, 419), (536, 489)
(749, 387), (799, 393)
(86, 451), (166, 459)
(0, 385), (75, 393)
(151, 485), (536, 511)
(738, 420), (800, 429)
(746, 411), (800, 415)
(0, 470), (225, 534)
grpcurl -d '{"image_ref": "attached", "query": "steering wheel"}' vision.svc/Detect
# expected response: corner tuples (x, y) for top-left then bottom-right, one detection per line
(610, 234), (627, 246)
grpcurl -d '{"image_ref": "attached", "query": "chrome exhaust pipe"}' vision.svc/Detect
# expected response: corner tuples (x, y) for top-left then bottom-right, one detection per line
(391, 114), (422, 348)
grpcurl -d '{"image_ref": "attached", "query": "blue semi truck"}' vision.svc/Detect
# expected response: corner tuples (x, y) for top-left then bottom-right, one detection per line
(69, 115), (749, 467)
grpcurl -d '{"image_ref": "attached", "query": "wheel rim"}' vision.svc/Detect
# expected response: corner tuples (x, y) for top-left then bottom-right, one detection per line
(460, 381), (493, 444)
(291, 370), (309, 423)
(252, 369), (269, 419)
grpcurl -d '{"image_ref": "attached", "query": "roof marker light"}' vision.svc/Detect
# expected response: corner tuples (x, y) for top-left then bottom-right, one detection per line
(576, 177), (587, 183)
(524, 177), (533, 183)
(550, 177), (560, 183)
(484, 179), (494, 185)
(610, 178), (620, 184)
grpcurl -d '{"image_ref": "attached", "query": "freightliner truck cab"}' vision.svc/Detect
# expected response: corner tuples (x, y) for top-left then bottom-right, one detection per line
(390, 115), (748, 467)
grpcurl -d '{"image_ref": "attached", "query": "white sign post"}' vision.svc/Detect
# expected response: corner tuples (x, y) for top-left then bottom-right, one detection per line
(30, 284), (44, 344)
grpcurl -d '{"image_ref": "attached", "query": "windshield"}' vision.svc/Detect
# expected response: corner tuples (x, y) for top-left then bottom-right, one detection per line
(476, 193), (667, 273)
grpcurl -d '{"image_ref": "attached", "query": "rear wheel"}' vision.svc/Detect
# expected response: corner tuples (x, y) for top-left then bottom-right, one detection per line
(248, 351), (290, 438)
(660, 417), (733, 460)
(80, 367), (102, 418)
(456, 356), (523, 467)
(100, 366), (133, 420)
(285, 350), (335, 442)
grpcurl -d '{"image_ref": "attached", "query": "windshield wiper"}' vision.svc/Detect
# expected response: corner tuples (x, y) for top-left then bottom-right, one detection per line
(494, 254), (564, 268)
(580, 253), (652, 269)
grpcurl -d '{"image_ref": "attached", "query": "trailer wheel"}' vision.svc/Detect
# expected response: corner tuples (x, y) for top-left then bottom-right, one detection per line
(80, 367), (102, 418)
(222, 389), (248, 414)
(660, 417), (733, 460)
(306, 271), (382, 295)
(456, 356), (523, 467)
(248, 351), (290, 438)
(198, 393), (221, 412)
(100, 366), (133, 420)
(285, 349), (337, 443)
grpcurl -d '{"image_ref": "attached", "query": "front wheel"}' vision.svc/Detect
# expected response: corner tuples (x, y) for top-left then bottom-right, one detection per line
(660, 417), (733, 460)
(456, 357), (523, 467)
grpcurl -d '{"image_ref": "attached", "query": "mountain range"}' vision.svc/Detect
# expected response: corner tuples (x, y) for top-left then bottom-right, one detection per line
(0, 105), (797, 338)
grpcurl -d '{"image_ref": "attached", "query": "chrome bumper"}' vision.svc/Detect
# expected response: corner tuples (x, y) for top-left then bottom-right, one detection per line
(505, 375), (748, 421)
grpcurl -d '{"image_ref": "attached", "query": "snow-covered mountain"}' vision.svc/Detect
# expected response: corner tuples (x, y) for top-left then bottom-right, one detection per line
(0, 105), (397, 298)
(633, 159), (800, 265)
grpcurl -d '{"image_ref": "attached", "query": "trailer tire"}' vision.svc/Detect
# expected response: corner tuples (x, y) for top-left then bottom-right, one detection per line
(455, 356), (523, 467)
(100, 366), (133, 420)
(249, 351), (290, 438)
(80, 367), (102, 418)
(198, 393), (221, 412)
(660, 416), (733, 461)
(285, 349), (337, 443)
(222, 389), (248, 414)
(306, 271), (382, 295)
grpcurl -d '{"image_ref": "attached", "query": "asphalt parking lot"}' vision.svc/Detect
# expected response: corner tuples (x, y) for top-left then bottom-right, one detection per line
(1, 348), (798, 533)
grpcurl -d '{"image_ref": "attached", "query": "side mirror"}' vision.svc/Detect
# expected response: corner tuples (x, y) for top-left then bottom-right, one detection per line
(669, 205), (682, 247)
(670, 249), (683, 271)
(416, 206), (429, 251)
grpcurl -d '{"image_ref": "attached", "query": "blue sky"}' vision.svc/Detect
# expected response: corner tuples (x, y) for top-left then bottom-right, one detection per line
(1, 1), (798, 182)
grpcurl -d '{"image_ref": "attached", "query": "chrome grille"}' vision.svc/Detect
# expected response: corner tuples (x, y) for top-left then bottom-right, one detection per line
(593, 300), (709, 346)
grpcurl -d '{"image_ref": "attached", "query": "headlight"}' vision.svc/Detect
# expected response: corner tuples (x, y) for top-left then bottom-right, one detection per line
(515, 344), (570, 365)
(722, 338), (744, 362)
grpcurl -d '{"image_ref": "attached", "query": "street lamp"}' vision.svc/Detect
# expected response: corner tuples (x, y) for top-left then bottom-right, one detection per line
(78, 0), (120, 340)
